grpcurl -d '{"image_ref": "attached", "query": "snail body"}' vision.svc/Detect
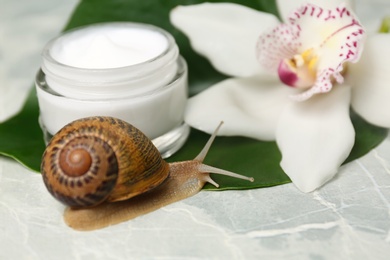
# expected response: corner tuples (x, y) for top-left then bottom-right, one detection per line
(64, 162), (213, 231)
(41, 116), (253, 231)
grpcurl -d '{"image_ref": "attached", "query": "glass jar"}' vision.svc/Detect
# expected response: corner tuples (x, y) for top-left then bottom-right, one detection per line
(35, 22), (189, 158)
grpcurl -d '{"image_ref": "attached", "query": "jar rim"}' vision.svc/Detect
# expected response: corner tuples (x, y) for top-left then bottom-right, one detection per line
(36, 56), (188, 100)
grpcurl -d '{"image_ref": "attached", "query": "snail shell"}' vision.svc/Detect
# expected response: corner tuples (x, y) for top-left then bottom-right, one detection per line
(41, 116), (169, 208)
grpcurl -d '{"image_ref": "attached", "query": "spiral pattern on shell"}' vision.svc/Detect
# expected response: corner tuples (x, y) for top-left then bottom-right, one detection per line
(41, 116), (170, 208)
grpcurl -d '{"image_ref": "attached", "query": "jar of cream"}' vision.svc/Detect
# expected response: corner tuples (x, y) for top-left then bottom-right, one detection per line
(35, 22), (189, 158)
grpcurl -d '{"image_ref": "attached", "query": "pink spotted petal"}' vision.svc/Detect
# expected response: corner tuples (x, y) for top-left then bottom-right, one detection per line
(289, 4), (365, 100)
(276, 0), (353, 23)
(257, 24), (301, 73)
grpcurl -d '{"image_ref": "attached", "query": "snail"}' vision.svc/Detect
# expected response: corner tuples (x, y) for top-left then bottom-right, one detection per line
(41, 116), (253, 231)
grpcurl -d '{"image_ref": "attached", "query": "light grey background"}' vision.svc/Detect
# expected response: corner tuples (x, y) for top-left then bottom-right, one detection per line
(1, 0), (390, 259)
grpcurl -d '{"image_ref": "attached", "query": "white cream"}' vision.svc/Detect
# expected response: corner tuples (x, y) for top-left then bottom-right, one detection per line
(36, 22), (189, 157)
(50, 26), (169, 69)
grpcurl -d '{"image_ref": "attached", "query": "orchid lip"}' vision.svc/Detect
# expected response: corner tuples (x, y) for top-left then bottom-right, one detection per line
(278, 59), (298, 87)
(277, 57), (316, 89)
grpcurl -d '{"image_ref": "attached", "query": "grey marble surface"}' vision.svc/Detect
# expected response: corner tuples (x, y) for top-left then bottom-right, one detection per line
(1, 0), (390, 259)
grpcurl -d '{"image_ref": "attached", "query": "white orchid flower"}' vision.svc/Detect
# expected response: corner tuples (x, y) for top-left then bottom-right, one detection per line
(170, 1), (390, 192)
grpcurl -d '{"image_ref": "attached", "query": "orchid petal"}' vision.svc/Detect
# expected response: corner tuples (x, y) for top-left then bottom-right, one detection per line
(185, 75), (296, 141)
(276, 0), (353, 23)
(276, 84), (355, 192)
(170, 3), (279, 77)
(286, 4), (365, 100)
(351, 34), (390, 127)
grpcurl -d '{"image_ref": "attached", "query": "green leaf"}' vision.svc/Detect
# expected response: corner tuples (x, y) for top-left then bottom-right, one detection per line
(0, 88), (45, 171)
(0, 0), (387, 192)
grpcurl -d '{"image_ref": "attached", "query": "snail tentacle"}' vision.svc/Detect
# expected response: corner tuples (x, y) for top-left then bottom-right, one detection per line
(196, 164), (255, 185)
(193, 121), (254, 185)
(194, 121), (224, 162)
